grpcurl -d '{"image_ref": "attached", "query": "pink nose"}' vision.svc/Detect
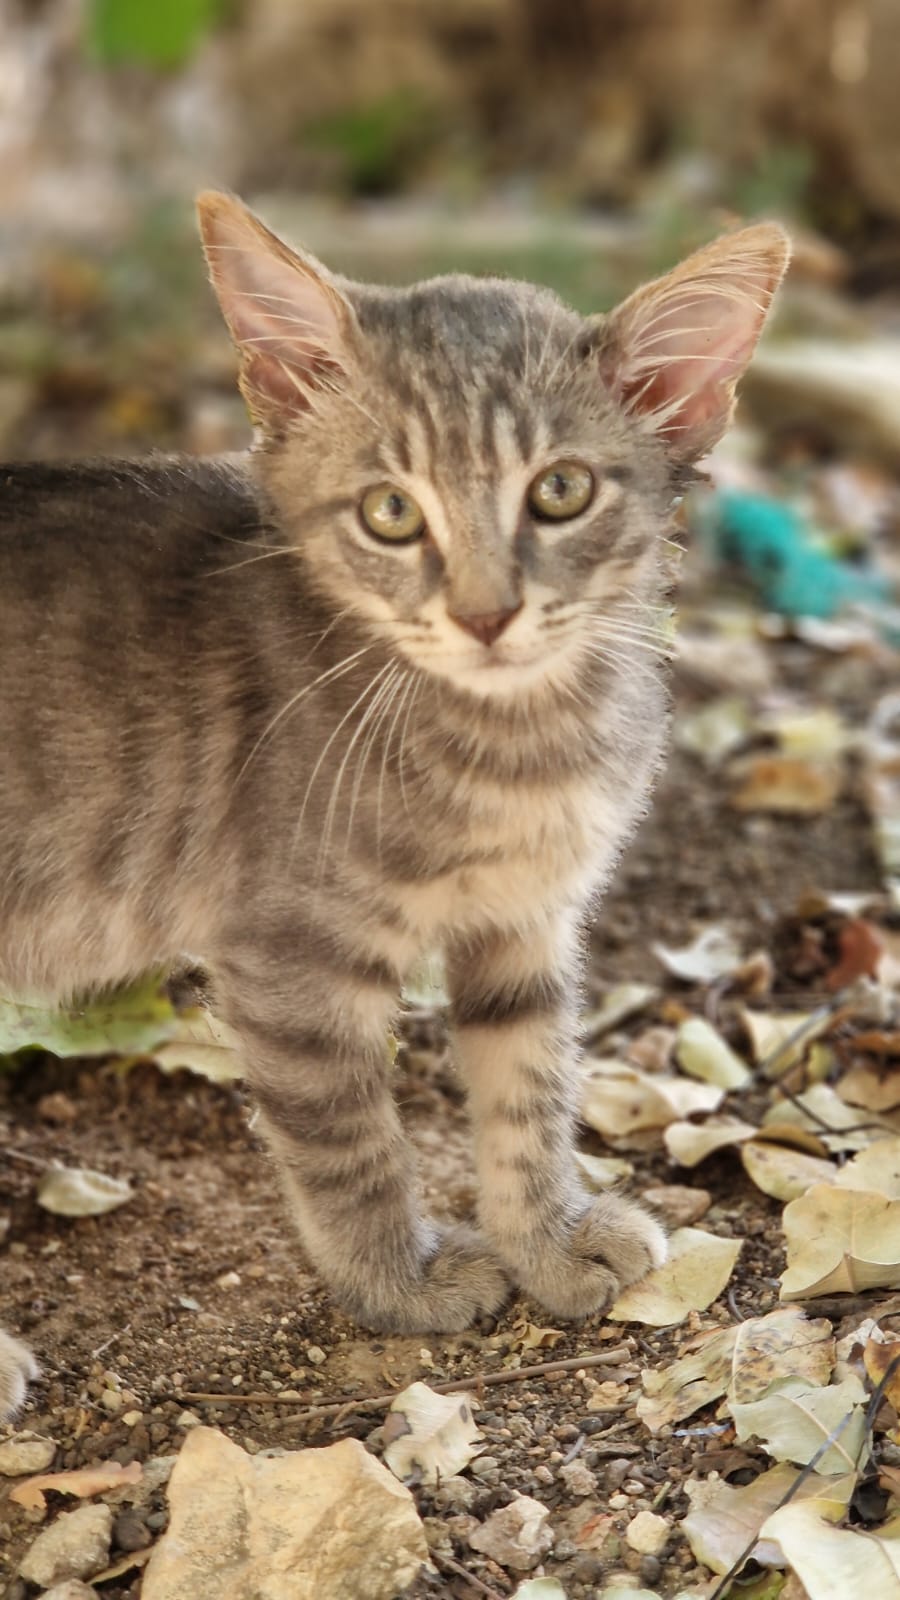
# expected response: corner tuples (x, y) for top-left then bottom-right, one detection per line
(448, 604), (522, 647)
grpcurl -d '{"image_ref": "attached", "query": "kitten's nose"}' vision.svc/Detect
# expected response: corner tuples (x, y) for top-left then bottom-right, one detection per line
(448, 604), (523, 647)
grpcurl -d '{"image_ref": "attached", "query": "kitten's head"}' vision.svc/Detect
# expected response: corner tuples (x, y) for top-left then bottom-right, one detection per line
(198, 192), (789, 701)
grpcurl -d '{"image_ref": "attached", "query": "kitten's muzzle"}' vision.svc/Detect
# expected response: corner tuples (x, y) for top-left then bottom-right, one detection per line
(447, 603), (523, 647)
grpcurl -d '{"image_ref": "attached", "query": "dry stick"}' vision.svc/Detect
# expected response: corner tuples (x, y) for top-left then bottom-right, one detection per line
(172, 1345), (635, 1416)
(431, 1551), (507, 1600)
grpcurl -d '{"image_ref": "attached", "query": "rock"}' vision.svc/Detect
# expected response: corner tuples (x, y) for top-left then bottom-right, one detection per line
(558, 1459), (597, 1497)
(468, 1493), (553, 1572)
(37, 1583), (98, 1600)
(625, 1509), (670, 1556)
(0, 1433), (56, 1476)
(112, 1509), (152, 1551)
(19, 1504), (113, 1588)
(141, 1426), (427, 1600)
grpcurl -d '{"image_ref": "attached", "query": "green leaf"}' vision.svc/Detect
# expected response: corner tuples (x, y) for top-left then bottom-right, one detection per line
(87, 0), (226, 70)
(0, 976), (177, 1060)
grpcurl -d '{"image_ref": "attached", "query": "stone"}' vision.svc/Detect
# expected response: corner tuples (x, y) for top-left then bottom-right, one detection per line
(558, 1459), (597, 1497)
(141, 1426), (427, 1600)
(625, 1509), (670, 1556)
(468, 1493), (553, 1572)
(0, 1433), (56, 1476)
(19, 1504), (113, 1588)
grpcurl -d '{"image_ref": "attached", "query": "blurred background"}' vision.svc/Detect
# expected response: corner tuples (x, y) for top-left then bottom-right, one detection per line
(0, 0), (898, 909)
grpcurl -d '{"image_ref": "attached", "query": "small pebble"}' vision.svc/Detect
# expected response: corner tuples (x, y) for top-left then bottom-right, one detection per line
(558, 1459), (597, 1497)
(533, 1464), (554, 1486)
(306, 1346), (327, 1366)
(112, 1511), (152, 1553)
(625, 1509), (670, 1556)
(609, 1492), (629, 1510)
(0, 1435), (56, 1476)
(640, 1553), (663, 1585)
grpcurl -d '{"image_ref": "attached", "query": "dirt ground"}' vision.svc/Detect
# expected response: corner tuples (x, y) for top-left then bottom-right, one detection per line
(0, 671), (885, 1600)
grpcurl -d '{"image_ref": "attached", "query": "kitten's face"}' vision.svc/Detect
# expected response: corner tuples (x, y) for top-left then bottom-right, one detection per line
(265, 279), (672, 700)
(197, 192), (789, 703)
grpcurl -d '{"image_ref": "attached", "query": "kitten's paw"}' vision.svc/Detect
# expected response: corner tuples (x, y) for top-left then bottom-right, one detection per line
(0, 1329), (39, 1421)
(516, 1193), (667, 1319)
(344, 1226), (510, 1334)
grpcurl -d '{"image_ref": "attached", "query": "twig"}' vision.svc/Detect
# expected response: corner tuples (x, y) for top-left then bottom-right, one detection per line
(1, 1146), (53, 1169)
(431, 1550), (507, 1599)
(170, 1345), (635, 1418)
(92, 1323), (131, 1360)
(561, 1431), (586, 1465)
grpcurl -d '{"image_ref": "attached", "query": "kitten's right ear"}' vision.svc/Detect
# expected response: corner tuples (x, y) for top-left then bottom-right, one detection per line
(196, 191), (355, 431)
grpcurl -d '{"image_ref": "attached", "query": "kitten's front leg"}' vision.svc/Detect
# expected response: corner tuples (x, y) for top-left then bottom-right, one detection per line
(0, 1328), (39, 1420)
(215, 928), (508, 1333)
(448, 913), (666, 1317)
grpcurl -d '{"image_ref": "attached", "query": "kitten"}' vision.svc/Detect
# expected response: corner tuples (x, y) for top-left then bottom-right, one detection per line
(0, 195), (789, 1418)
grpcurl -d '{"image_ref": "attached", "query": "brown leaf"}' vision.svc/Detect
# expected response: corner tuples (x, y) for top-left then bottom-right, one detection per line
(10, 1457), (142, 1512)
(826, 919), (885, 990)
(727, 753), (842, 815)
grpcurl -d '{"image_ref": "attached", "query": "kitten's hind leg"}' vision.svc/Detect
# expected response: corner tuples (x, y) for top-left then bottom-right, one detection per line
(215, 926), (508, 1334)
(0, 1329), (39, 1420)
(448, 913), (667, 1318)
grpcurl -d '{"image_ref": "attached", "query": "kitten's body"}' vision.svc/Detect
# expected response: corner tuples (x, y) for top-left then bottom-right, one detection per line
(0, 198), (789, 1417)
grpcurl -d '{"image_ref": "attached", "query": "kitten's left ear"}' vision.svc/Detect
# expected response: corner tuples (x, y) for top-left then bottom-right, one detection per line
(196, 190), (356, 431)
(598, 223), (791, 463)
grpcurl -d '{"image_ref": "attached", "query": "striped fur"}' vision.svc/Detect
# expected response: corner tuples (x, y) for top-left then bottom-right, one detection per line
(0, 199), (789, 1407)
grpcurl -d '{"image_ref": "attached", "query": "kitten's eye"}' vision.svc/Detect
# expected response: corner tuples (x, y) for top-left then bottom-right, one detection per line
(528, 462), (594, 522)
(360, 484), (426, 544)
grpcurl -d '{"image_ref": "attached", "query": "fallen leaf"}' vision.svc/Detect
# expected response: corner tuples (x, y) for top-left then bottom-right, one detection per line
(741, 1139), (836, 1201)
(682, 1463), (854, 1576)
(653, 926), (744, 984)
(727, 753), (842, 815)
(609, 1227), (742, 1326)
(637, 1307), (832, 1433)
(675, 1017), (752, 1089)
(664, 1115), (759, 1167)
(741, 1008), (831, 1077)
(383, 1382), (481, 1487)
(837, 1061), (900, 1114)
(763, 1084), (884, 1152)
(37, 1167), (133, 1217)
(0, 976), (176, 1059)
(675, 696), (751, 767)
(781, 1184), (900, 1298)
(834, 1138), (900, 1197)
(574, 1151), (635, 1189)
(825, 918), (885, 989)
(583, 982), (658, 1039)
(761, 1502), (900, 1598)
(511, 1321), (565, 1352)
(153, 1008), (242, 1083)
(730, 1374), (868, 1475)
(643, 1184), (711, 1227)
(581, 1062), (723, 1141)
(11, 1458), (142, 1513)
(757, 707), (852, 761)
(864, 1333), (900, 1409)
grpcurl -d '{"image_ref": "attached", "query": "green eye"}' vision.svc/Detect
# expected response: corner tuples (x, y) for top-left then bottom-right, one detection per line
(360, 484), (426, 543)
(528, 462), (594, 522)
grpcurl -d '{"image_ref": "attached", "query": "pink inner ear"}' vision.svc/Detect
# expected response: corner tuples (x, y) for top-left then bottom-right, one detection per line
(620, 289), (762, 440)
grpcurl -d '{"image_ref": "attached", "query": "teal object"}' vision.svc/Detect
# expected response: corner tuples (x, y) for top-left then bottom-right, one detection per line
(706, 489), (890, 619)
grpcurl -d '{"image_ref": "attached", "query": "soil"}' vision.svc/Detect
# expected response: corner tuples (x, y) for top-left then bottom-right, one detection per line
(0, 678), (884, 1600)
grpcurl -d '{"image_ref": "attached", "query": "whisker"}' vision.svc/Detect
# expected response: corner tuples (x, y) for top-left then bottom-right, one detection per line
(233, 639), (376, 788)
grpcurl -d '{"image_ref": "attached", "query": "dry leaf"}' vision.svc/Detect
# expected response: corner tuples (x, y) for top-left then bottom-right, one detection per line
(741, 1008), (830, 1077)
(574, 1151), (635, 1190)
(37, 1167), (133, 1217)
(583, 983), (658, 1039)
(581, 1062), (723, 1141)
(741, 1139), (836, 1201)
(763, 1084), (884, 1152)
(675, 696), (751, 767)
(11, 1458), (142, 1512)
(383, 1382), (481, 1487)
(864, 1332), (900, 1409)
(730, 1374), (868, 1475)
(838, 1062), (900, 1114)
(664, 1115), (759, 1167)
(653, 926), (744, 984)
(609, 1227), (741, 1326)
(675, 1017), (752, 1089)
(727, 753), (843, 815)
(637, 1307), (833, 1432)
(761, 1502), (900, 1598)
(825, 918), (885, 990)
(682, 1463), (854, 1576)
(781, 1183), (900, 1299)
(834, 1137), (900, 1198)
(511, 1321), (565, 1352)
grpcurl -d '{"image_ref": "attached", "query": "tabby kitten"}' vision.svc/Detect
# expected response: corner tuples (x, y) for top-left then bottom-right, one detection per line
(0, 195), (789, 1416)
